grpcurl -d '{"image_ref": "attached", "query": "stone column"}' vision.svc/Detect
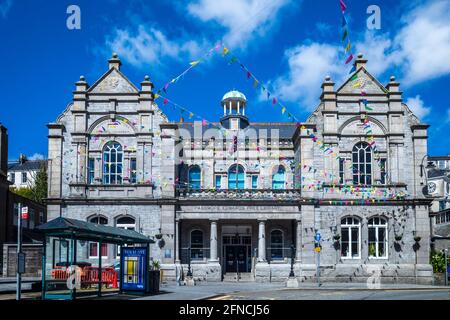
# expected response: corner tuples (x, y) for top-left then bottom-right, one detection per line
(296, 220), (302, 261)
(209, 220), (218, 262)
(258, 220), (266, 262)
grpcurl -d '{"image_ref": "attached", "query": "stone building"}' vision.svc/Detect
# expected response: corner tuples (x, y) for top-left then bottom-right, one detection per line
(47, 53), (433, 284)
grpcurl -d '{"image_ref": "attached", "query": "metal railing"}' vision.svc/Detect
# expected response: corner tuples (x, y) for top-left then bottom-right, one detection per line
(179, 247), (211, 265)
(177, 188), (302, 200)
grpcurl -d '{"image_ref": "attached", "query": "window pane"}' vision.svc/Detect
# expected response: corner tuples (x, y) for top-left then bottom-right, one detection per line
(341, 228), (349, 241)
(368, 227), (376, 242)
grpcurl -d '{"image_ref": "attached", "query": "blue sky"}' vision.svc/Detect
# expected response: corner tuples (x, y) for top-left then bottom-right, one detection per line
(0, 0), (449, 160)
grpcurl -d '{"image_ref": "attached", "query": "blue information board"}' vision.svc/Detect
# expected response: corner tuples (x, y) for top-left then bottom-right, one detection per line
(120, 247), (148, 292)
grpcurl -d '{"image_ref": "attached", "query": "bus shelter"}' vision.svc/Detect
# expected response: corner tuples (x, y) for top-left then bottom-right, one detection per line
(36, 217), (154, 300)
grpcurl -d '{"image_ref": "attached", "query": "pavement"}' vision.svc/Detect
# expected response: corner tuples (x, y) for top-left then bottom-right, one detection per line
(136, 281), (450, 300)
(1, 279), (449, 300)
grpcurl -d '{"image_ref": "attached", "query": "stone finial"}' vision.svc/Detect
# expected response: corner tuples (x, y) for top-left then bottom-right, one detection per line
(140, 74), (154, 93)
(76, 75), (88, 91)
(108, 52), (122, 70)
(325, 75), (331, 82)
(390, 76), (396, 82)
(79, 75), (86, 82)
(354, 53), (367, 70)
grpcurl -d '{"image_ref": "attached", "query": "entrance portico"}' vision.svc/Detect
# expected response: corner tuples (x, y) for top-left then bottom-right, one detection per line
(175, 214), (301, 282)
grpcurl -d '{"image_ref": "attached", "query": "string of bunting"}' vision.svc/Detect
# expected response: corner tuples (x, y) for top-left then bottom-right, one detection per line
(340, 0), (354, 68)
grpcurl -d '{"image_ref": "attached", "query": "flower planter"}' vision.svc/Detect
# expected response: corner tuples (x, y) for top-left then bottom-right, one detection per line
(154, 234), (163, 240)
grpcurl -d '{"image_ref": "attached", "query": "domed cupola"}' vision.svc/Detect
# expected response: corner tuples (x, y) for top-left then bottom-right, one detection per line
(220, 90), (249, 130)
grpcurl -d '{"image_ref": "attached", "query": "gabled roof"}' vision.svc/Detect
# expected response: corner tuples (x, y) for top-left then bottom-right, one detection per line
(87, 67), (139, 94)
(336, 66), (388, 94)
(8, 160), (45, 171)
(36, 217), (154, 244)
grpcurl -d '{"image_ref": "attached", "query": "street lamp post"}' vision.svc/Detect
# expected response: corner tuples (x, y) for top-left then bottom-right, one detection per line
(289, 244), (295, 278)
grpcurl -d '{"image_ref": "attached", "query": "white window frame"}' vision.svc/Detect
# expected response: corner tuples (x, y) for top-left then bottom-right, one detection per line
(116, 217), (136, 258)
(88, 216), (109, 259)
(269, 229), (284, 261)
(352, 142), (373, 185)
(230, 118), (239, 130)
(368, 217), (388, 259)
(102, 141), (123, 185)
(341, 217), (361, 259)
(89, 242), (109, 260)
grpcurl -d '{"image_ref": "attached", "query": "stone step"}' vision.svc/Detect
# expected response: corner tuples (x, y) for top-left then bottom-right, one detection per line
(223, 273), (255, 282)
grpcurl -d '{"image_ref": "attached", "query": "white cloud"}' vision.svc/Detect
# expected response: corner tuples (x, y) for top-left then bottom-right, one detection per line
(29, 153), (46, 161)
(187, 0), (292, 48)
(0, 0), (12, 18)
(447, 109), (450, 122)
(266, 43), (347, 110)
(405, 95), (431, 120)
(264, 0), (450, 111)
(393, 0), (450, 86)
(106, 25), (208, 68)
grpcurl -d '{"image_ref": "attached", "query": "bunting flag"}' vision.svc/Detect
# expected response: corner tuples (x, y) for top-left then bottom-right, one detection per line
(189, 60), (200, 66)
(163, 98), (168, 105)
(222, 47), (229, 56)
(345, 53), (353, 64)
(272, 97), (277, 105)
(339, 0), (353, 68)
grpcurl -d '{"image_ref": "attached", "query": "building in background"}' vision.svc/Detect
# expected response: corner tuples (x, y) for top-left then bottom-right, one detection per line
(8, 154), (46, 189)
(427, 161), (450, 251)
(47, 53), (433, 284)
(0, 125), (47, 278)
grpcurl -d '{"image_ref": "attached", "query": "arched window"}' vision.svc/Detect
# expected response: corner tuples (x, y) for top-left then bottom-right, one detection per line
(116, 216), (136, 257)
(103, 141), (123, 184)
(368, 217), (388, 258)
(270, 230), (284, 260)
(352, 142), (372, 185)
(89, 216), (108, 258)
(190, 230), (204, 260)
(341, 217), (361, 259)
(228, 164), (245, 189)
(272, 166), (286, 189)
(188, 166), (201, 189)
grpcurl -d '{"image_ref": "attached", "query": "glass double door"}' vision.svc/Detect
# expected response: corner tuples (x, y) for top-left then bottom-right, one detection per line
(224, 245), (251, 273)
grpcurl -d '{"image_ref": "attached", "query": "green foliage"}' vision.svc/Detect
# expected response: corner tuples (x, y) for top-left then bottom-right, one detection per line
(430, 250), (450, 273)
(368, 243), (376, 257)
(31, 163), (48, 204)
(151, 260), (161, 271)
(10, 187), (34, 199)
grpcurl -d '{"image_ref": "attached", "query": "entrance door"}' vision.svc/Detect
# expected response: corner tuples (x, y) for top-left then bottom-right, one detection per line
(225, 245), (248, 273)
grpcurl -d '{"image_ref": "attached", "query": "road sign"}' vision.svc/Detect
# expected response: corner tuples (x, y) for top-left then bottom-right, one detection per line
(21, 207), (28, 220)
(17, 252), (26, 274)
(314, 247), (321, 253)
(315, 231), (321, 242)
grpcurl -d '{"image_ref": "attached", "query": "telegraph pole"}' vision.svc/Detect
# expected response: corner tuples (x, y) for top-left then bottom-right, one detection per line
(16, 203), (22, 300)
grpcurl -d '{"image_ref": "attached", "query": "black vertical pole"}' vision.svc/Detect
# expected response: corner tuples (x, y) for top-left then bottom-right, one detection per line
(41, 236), (46, 300)
(187, 246), (192, 277)
(98, 240), (102, 297)
(289, 244), (295, 277)
(73, 238), (77, 299)
(119, 244), (123, 294)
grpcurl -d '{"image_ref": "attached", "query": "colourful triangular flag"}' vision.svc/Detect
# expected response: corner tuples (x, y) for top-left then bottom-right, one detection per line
(189, 60), (200, 66)
(345, 54), (353, 64)
(222, 47), (229, 56)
